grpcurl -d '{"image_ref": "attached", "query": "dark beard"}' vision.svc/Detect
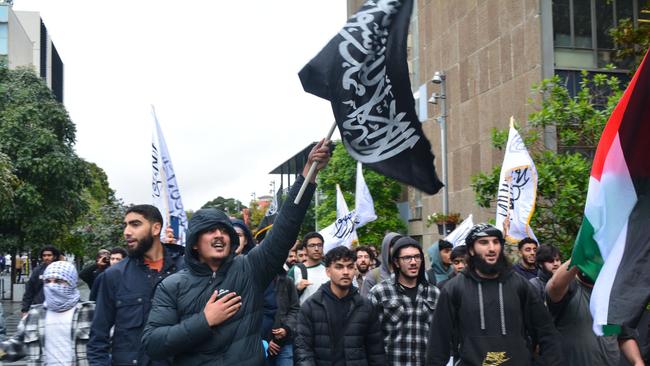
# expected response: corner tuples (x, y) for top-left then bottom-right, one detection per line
(469, 251), (509, 276)
(128, 234), (154, 257)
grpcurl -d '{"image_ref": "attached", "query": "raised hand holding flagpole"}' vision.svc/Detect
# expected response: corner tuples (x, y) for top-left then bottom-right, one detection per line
(294, 122), (336, 204)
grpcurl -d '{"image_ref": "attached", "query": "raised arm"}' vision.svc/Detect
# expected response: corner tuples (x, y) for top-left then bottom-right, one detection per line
(247, 140), (330, 289)
(545, 259), (578, 303)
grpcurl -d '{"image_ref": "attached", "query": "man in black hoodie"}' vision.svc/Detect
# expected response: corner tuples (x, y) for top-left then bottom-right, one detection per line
(426, 223), (564, 366)
(142, 140), (330, 365)
(294, 246), (385, 365)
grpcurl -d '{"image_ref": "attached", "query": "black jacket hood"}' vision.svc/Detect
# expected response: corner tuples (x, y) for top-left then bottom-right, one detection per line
(231, 218), (256, 255)
(185, 208), (239, 275)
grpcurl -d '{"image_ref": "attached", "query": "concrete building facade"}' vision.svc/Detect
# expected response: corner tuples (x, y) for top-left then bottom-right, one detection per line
(0, 2), (64, 102)
(344, 0), (648, 247)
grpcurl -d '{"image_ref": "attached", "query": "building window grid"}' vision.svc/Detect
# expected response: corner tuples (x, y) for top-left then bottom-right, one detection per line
(554, 0), (647, 70)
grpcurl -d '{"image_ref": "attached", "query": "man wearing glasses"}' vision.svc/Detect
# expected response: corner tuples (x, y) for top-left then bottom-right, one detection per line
(369, 236), (440, 365)
(288, 232), (330, 304)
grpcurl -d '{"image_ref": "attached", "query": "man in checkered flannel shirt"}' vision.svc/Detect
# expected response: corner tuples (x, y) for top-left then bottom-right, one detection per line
(0, 260), (94, 365)
(369, 236), (439, 365)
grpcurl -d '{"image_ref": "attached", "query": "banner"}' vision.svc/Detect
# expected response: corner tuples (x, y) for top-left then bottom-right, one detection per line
(321, 163), (377, 253)
(495, 123), (537, 243)
(299, 0), (443, 195)
(444, 214), (474, 248)
(151, 109), (188, 245)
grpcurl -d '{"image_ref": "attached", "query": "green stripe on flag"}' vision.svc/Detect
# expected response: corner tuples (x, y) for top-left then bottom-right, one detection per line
(571, 216), (604, 282)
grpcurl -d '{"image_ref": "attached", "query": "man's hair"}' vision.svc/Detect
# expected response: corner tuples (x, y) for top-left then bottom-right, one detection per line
(354, 245), (375, 260)
(40, 245), (60, 260)
(110, 247), (128, 258)
(450, 245), (467, 261)
(535, 244), (560, 265)
(302, 232), (324, 246)
(126, 204), (163, 225)
(324, 246), (356, 267)
(517, 237), (538, 250)
(295, 242), (305, 251)
(438, 240), (453, 251)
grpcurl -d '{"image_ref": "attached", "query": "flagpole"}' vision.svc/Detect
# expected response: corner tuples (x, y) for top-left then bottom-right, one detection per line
(294, 121), (337, 205)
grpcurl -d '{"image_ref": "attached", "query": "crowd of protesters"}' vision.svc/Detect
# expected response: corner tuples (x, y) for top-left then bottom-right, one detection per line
(0, 140), (647, 365)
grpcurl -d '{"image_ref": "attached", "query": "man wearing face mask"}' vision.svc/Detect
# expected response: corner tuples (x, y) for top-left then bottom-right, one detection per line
(426, 224), (563, 366)
(88, 204), (185, 366)
(0, 261), (94, 365)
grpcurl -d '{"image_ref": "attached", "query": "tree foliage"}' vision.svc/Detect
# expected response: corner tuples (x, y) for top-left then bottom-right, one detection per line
(609, 4), (650, 71)
(64, 162), (125, 260)
(201, 196), (245, 219)
(471, 72), (623, 258)
(316, 143), (406, 248)
(0, 64), (91, 252)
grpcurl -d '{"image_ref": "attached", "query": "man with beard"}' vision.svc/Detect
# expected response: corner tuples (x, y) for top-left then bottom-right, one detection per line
(426, 224), (563, 366)
(295, 246), (385, 365)
(21, 245), (60, 316)
(513, 237), (538, 280)
(285, 245), (298, 271)
(353, 245), (373, 289)
(296, 243), (307, 263)
(369, 236), (439, 365)
(88, 204), (184, 366)
(141, 140), (329, 365)
(529, 244), (561, 302)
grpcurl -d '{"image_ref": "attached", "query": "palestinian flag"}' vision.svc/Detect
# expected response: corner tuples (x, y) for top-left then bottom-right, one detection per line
(571, 50), (650, 335)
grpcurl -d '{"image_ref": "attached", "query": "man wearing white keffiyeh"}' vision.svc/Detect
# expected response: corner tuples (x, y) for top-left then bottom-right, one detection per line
(0, 260), (95, 365)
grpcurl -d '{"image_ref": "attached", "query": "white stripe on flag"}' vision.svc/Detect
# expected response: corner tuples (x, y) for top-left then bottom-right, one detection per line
(590, 220), (628, 335)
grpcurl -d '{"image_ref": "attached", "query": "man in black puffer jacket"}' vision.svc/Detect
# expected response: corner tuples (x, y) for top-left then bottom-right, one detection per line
(142, 140), (330, 365)
(295, 246), (385, 366)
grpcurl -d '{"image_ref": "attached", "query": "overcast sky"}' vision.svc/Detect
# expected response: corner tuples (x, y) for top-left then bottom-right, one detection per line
(13, 0), (346, 210)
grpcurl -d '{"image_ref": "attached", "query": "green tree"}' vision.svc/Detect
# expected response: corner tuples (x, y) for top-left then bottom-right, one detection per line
(201, 196), (245, 219)
(316, 143), (406, 248)
(64, 162), (125, 260)
(471, 72), (623, 258)
(0, 64), (90, 257)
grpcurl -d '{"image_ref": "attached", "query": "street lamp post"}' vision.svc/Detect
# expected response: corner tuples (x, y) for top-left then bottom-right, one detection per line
(429, 71), (449, 234)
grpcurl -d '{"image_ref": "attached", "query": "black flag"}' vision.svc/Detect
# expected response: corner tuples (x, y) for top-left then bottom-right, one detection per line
(299, 0), (443, 195)
(255, 183), (283, 242)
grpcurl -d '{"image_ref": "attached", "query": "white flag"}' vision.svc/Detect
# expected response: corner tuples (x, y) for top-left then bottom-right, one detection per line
(321, 163), (377, 253)
(151, 108), (188, 245)
(444, 214), (474, 247)
(355, 161), (377, 226)
(495, 123), (538, 243)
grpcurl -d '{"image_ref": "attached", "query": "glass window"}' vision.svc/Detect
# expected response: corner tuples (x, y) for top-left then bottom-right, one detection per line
(616, 0), (635, 24)
(574, 0), (593, 48)
(640, 0), (650, 24)
(554, 0), (572, 46)
(0, 5), (8, 22)
(596, 1), (615, 49)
